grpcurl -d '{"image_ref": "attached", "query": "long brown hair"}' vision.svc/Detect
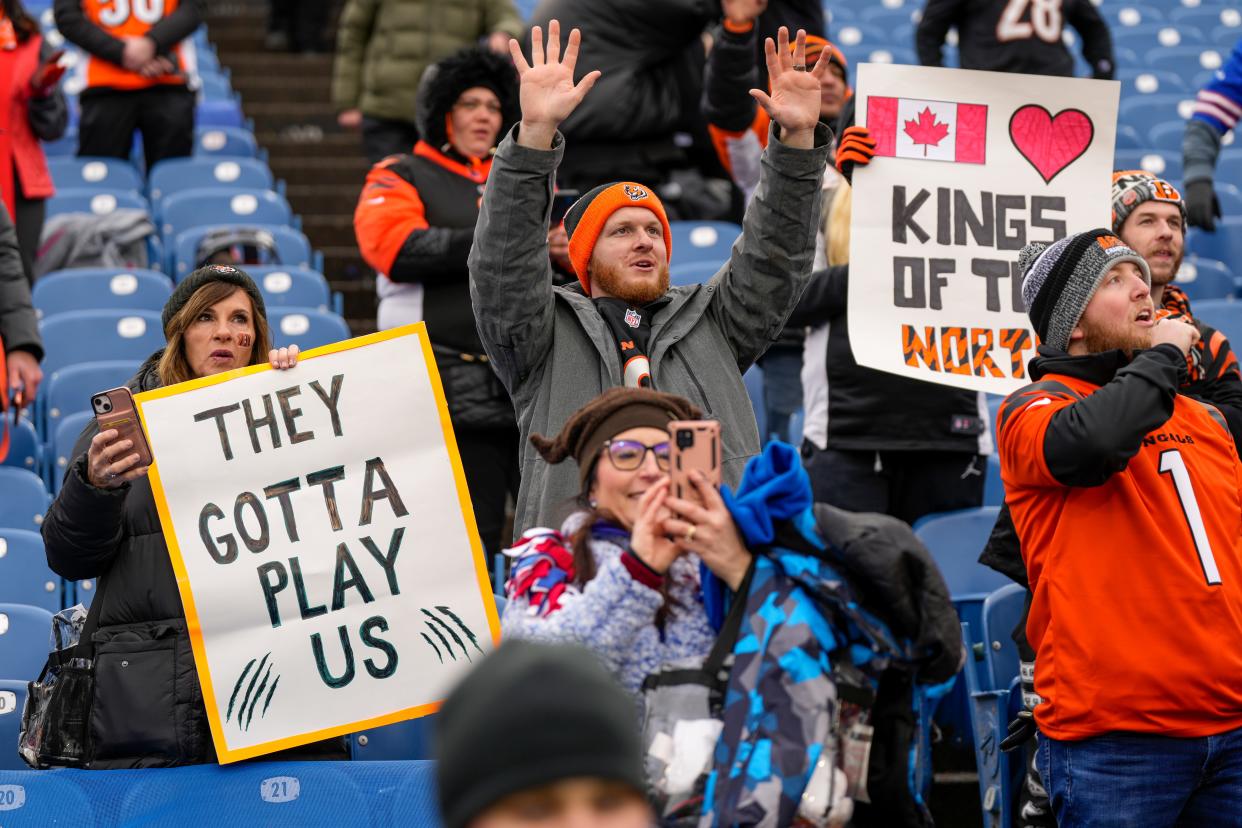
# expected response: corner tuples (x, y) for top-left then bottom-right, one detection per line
(158, 281), (272, 386)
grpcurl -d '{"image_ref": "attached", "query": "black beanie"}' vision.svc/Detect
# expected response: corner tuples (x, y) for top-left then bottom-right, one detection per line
(434, 641), (647, 828)
(162, 264), (267, 333)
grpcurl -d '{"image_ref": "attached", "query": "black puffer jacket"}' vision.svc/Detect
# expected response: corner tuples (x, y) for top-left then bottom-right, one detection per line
(42, 352), (347, 768)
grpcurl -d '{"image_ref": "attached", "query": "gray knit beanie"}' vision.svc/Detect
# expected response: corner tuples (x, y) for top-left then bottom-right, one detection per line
(1018, 228), (1151, 351)
(162, 264), (266, 333)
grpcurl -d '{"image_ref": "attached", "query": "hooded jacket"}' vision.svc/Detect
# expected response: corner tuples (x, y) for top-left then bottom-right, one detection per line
(41, 352), (347, 768)
(0, 202), (39, 357)
(469, 123), (832, 535)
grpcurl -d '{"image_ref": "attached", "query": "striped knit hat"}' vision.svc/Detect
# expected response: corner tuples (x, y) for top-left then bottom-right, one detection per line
(563, 182), (672, 295)
(1111, 170), (1187, 234)
(1019, 228), (1151, 351)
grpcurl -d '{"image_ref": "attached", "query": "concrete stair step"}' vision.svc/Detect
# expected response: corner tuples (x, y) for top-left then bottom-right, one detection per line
(300, 214), (357, 248)
(258, 132), (362, 160)
(232, 75), (331, 104)
(270, 156), (369, 186)
(217, 53), (334, 79)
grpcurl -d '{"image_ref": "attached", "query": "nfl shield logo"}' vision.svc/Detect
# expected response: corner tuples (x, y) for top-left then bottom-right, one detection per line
(624, 308), (641, 328)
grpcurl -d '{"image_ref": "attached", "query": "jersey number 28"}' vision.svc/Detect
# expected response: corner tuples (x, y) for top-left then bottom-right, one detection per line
(997, 0), (1063, 44)
(1159, 449), (1223, 586)
(99, 0), (165, 26)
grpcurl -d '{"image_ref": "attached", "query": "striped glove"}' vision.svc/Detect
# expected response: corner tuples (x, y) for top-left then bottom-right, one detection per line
(835, 125), (876, 184)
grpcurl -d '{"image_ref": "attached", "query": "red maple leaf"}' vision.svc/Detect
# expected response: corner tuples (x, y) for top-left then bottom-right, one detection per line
(904, 107), (950, 156)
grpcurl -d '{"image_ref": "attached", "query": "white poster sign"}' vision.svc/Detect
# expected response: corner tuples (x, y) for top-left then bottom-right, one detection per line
(849, 64), (1119, 394)
(136, 325), (498, 763)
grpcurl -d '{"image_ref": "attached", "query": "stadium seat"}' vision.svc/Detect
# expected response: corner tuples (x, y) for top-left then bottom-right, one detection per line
(864, 46), (917, 66)
(977, 583), (1025, 693)
(196, 126), (259, 158)
(1118, 94), (1194, 131)
(351, 715), (436, 761)
(1187, 219), (1242, 275)
(45, 187), (149, 220)
(268, 308), (352, 350)
(0, 770), (97, 817)
(1105, 4), (1165, 27)
(669, 221), (740, 268)
(670, 260), (722, 286)
(0, 679), (29, 770)
(1, 419), (40, 475)
(246, 265), (333, 311)
(148, 158), (275, 209)
(46, 157), (143, 192)
(0, 530), (61, 613)
(982, 454), (1004, 507)
(1214, 182), (1242, 215)
(116, 763), (373, 827)
(1146, 121), (1191, 154)
(1210, 23), (1242, 50)
(196, 72), (235, 102)
(1114, 123), (1145, 151)
(41, 127), (78, 157)
(916, 507), (1012, 600)
(1113, 149), (1182, 181)
(1174, 256), (1237, 302)
(1170, 6), (1242, 33)
(1145, 45), (1226, 79)
(0, 468), (49, 531)
(195, 99), (244, 129)
(387, 762), (446, 827)
(1189, 298), (1242, 348)
(743, 365), (766, 443)
(159, 188), (293, 245)
(41, 362), (138, 445)
(171, 224), (316, 280)
(1218, 151), (1242, 186)
(0, 603), (54, 680)
(1113, 23), (1205, 52)
(49, 411), (92, 496)
(39, 310), (163, 376)
(1115, 69), (1190, 96)
(196, 45), (222, 73)
(33, 268), (172, 319)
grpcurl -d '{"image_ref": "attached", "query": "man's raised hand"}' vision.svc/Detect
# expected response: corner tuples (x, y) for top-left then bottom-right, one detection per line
(511, 20), (601, 150)
(750, 27), (827, 149)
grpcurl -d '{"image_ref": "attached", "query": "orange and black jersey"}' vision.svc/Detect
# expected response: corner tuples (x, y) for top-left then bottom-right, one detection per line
(54, 0), (203, 92)
(998, 344), (1242, 740)
(354, 141), (489, 353)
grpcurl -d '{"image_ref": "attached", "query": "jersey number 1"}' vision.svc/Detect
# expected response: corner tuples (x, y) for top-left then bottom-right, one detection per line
(100, 0), (165, 26)
(1159, 449), (1222, 585)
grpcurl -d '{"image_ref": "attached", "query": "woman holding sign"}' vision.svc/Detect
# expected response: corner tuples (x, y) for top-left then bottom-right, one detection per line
(40, 265), (348, 768)
(500, 386), (752, 695)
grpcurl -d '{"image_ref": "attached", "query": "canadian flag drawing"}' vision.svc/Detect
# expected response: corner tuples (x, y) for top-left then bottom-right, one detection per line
(867, 96), (988, 164)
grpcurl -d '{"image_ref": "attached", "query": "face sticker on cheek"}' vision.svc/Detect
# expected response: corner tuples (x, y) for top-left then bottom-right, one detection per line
(237, 333), (252, 348)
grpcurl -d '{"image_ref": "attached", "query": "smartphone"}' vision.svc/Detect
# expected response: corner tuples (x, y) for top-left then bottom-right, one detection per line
(91, 387), (153, 468)
(669, 420), (722, 506)
(550, 189), (580, 225)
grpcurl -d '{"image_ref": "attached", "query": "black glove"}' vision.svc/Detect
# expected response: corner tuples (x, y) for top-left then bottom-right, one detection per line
(999, 709), (1037, 753)
(1186, 179), (1221, 231)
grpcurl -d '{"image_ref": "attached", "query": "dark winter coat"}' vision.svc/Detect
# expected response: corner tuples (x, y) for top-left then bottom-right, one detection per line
(0, 205), (39, 358)
(41, 351), (347, 768)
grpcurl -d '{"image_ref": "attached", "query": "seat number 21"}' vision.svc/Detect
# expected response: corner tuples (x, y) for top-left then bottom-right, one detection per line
(1159, 450), (1222, 585)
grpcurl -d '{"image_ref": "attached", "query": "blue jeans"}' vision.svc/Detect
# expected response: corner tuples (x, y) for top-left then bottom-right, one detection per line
(1038, 727), (1242, 827)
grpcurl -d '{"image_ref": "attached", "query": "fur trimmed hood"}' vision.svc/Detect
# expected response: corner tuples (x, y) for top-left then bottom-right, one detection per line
(415, 47), (519, 153)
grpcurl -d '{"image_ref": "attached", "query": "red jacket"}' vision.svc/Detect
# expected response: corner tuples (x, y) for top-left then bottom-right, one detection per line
(0, 33), (56, 213)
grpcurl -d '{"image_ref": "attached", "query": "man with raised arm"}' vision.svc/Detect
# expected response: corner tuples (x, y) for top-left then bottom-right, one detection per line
(469, 21), (832, 533)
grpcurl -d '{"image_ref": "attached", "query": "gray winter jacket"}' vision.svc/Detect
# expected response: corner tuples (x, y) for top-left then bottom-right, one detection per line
(469, 122), (831, 535)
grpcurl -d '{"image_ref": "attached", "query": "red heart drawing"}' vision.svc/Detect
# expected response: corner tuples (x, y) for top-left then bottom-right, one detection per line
(1008, 106), (1094, 184)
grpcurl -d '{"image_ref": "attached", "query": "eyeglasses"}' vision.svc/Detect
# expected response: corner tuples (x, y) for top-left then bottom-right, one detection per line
(454, 99), (503, 115)
(602, 439), (671, 471)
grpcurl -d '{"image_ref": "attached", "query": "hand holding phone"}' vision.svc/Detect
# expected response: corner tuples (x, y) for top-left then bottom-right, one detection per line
(668, 420), (722, 507)
(88, 387), (153, 488)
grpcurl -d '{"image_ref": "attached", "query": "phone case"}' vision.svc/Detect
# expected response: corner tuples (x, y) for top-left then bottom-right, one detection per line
(91, 387), (154, 467)
(669, 420), (722, 506)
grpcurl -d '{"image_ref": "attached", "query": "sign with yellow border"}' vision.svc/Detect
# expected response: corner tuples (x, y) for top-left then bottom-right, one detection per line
(134, 323), (499, 763)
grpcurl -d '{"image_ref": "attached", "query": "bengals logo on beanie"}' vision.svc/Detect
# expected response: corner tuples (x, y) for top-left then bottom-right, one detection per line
(562, 182), (672, 295)
(1111, 169), (1186, 235)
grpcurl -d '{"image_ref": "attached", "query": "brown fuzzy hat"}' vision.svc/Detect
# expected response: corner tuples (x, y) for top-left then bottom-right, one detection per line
(530, 387), (702, 488)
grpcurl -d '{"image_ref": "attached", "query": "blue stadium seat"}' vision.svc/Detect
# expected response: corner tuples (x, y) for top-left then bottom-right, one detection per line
(159, 188), (293, 245)
(858, 3), (917, 25)
(1114, 149), (1182, 182)
(196, 72), (235, 102)
(669, 221), (740, 268)
(269, 308), (352, 350)
(0, 468), (49, 532)
(830, 22), (890, 52)
(1114, 123), (1145, 151)
(172, 224), (315, 280)
(196, 45), (222, 73)
(978, 583), (1025, 693)
(1, 419), (40, 475)
(196, 126), (259, 158)
(0, 770), (97, 818)
(670, 260), (722, 287)
(39, 310), (163, 376)
(864, 46), (917, 66)
(1113, 23), (1205, 52)
(1118, 94), (1193, 131)
(1145, 45), (1227, 79)
(41, 127), (78, 157)
(42, 362), (138, 446)
(116, 763), (373, 827)
(1115, 68), (1190, 97)
(1170, 6), (1242, 33)
(0, 603), (54, 680)
(1215, 182), (1242, 215)
(33, 268), (172, 319)
(1189, 298), (1242, 348)
(982, 454), (1004, 508)
(0, 679), (30, 769)
(246, 266), (332, 311)
(45, 187), (149, 220)
(195, 99), (244, 128)
(48, 412), (94, 495)
(0, 530), (61, 613)
(916, 507), (1014, 600)
(1175, 256), (1238, 302)
(148, 158), (275, 208)
(46, 157), (143, 192)
(1147, 121), (1191, 156)
(351, 716), (436, 761)
(1210, 23), (1242, 50)
(1218, 151), (1242, 186)
(743, 365), (766, 443)
(1105, 4), (1165, 27)
(387, 762), (445, 827)
(1187, 219), (1242, 275)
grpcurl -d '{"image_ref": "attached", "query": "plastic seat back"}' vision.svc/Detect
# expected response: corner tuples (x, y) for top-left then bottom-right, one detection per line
(0, 603), (54, 681)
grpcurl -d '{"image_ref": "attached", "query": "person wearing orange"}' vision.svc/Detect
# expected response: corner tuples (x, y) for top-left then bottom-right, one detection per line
(353, 46), (520, 557)
(999, 228), (1242, 826)
(0, 0), (66, 283)
(53, 0), (202, 171)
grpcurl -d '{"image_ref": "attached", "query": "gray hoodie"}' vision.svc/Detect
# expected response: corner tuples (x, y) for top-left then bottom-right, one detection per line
(469, 123), (832, 536)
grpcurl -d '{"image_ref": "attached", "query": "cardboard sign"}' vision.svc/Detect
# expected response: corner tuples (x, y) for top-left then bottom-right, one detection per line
(849, 64), (1119, 394)
(135, 325), (498, 763)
